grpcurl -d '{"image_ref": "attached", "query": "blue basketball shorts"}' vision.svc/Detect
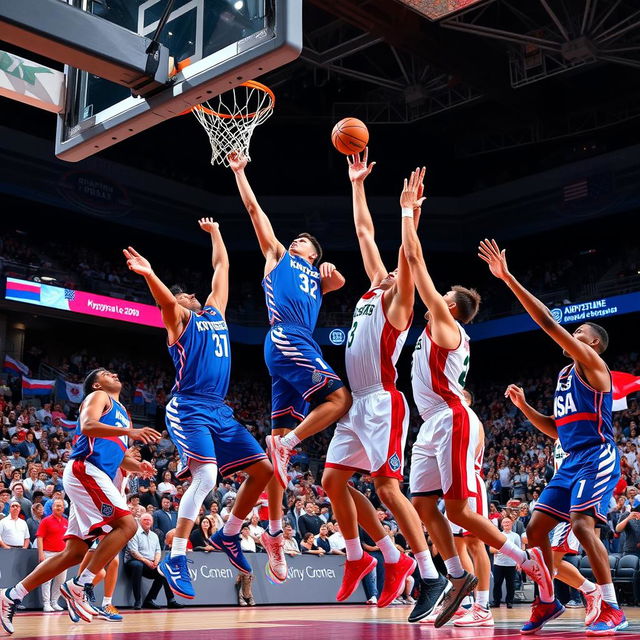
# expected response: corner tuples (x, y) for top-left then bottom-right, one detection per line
(264, 323), (344, 430)
(535, 442), (619, 523)
(165, 394), (267, 479)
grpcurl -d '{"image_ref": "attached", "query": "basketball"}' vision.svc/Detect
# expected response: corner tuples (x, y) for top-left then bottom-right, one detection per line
(331, 117), (369, 155)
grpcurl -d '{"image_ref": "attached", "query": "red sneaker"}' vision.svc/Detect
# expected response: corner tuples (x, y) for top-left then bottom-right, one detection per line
(266, 435), (291, 490)
(586, 601), (628, 635)
(585, 589), (602, 627)
(377, 554), (417, 608)
(336, 553), (377, 602)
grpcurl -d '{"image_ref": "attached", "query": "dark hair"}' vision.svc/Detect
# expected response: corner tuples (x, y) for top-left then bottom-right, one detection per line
(169, 285), (185, 296)
(83, 368), (107, 397)
(450, 285), (482, 324)
(296, 232), (323, 265)
(583, 322), (609, 353)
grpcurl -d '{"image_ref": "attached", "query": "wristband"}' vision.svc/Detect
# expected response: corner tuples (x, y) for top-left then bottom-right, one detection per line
(401, 207), (413, 218)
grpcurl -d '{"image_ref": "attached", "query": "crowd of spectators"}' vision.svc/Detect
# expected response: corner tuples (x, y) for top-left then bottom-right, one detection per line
(1, 343), (639, 594)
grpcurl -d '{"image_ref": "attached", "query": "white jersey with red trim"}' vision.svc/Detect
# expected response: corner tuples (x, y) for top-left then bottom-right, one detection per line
(345, 288), (410, 392)
(411, 321), (471, 416)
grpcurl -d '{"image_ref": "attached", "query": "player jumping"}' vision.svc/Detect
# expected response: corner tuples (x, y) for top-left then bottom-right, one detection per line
(228, 152), (351, 582)
(401, 180), (553, 628)
(323, 155), (448, 620)
(0, 369), (159, 633)
(481, 236), (626, 634)
(124, 219), (273, 599)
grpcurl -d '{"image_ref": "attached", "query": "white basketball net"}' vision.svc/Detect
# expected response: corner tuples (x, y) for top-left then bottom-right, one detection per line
(191, 81), (275, 167)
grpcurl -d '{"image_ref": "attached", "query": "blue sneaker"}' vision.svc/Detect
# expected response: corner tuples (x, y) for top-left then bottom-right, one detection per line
(158, 555), (195, 599)
(521, 598), (565, 634)
(586, 601), (628, 635)
(93, 604), (123, 622)
(209, 529), (252, 574)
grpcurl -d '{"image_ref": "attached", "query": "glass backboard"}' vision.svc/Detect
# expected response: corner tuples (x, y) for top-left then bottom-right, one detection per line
(55, 0), (301, 162)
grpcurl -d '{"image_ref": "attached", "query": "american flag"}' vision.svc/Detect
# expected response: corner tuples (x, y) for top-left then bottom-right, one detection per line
(563, 179), (589, 202)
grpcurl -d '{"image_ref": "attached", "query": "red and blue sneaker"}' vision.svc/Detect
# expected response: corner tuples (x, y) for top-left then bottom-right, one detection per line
(158, 555), (195, 599)
(586, 601), (628, 636)
(210, 529), (252, 574)
(520, 597), (565, 634)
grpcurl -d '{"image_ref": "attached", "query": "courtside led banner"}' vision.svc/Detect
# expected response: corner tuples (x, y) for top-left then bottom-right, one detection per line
(5, 278), (163, 328)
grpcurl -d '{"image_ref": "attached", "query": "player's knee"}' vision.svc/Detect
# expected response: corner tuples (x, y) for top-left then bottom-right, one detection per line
(115, 514), (138, 539)
(375, 481), (400, 506)
(96, 568), (106, 583)
(570, 514), (594, 541)
(250, 459), (273, 484)
(321, 468), (340, 494)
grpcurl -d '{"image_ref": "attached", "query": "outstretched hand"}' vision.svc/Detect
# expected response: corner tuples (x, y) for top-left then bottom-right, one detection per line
(123, 246), (153, 277)
(348, 147), (376, 183)
(227, 150), (249, 172)
(478, 239), (510, 281)
(320, 262), (336, 279)
(199, 217), (219, 234)
(505, 384), (526, 409)
(399, 167), (426, 210)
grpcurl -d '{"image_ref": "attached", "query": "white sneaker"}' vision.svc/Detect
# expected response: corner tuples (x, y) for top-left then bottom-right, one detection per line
(52, 603), (64, 612)
(0, 589), (19, 634)
(60, 580), (95, 623)
(366, 596), (378, 605)
(266, 435), (291, 490)
(453, 603), (495, 627)
(584, 589), (602, 627)
(261, 530), (287, 582)
(520, 547), (553, 602)
(43, 604), (54, 613)
(391, 598), (403, 605)
(404, 595), (416, 605)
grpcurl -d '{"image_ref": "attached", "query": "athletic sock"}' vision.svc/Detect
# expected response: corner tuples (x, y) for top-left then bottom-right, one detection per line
(476, 590), (489, 608)
(499, 539), (527, 565)
(414, 550), (438, 580)
(376, 536), (401, 564)
(579, 579), (597, 594)
(269, 519), (282, 535)
(444, 556), (464, 579)
(170, 536), (188, 557)
(102, 596), (112, 606)
(76, 569), (96, 586)
(345, 537), (364, 561)
(280, 432), (301, 450)
(223, 514), (244, 536)
(9, 583), (28, 601)
(599, 583), (618, 606)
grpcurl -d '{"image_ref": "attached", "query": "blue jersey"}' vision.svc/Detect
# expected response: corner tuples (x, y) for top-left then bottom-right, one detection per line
(262, 253), (322, 331)
(168, 305), (230, 399)
(553, 364), (613, 453)
(70, 395), (130, 480)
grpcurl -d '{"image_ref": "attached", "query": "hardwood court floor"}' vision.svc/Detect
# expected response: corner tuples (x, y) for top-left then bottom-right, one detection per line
(6, 604), (638, 640)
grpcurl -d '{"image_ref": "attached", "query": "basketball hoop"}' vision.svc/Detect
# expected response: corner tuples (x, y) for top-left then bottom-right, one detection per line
(188, 81), (275, 167)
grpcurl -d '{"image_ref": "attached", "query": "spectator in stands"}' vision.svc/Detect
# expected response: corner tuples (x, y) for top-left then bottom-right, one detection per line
(190, 515), (215, 551)
(301, 532), (325, 555)
(139, 480), (161, 509)
(512, 465), (529, 500)
(287, 497), (305, 534)
(10, 449), (26, 472)
(27, 502), (44, 542)
(314, 524), (331, 554)
(208, 502), (224, 531)
(248, 513), (264, 545)
(220, 495), (236, 523)
(11, 483), (32, 518)
(37, 498), (68, 612)
(0, 500), (30, 548)
(298, 501), (323, 538)
(498, 461), (513, 504)
(35, 403), (52, 423)
(240, 524), (257, 553)
(490, 518), (521, 609)
(0, 487), (11, 516)
(615, 506), (640, 557)
(157, 470), (177, 496)
(23, 466), (45, 497)
(125, 513), (182, 609)
(529, 490), (540, 512)
(18, 432), (39, 463)
(282, 524), (301, 556)
(328, 521), (346, 555)
(153, 496), (177, 536)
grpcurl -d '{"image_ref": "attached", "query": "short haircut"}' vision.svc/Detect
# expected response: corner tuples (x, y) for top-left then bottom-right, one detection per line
(583, 322), (609, 353)
(83, 368), (107, 397)
(451, 285), (482, 324)
(296, 232), (323, 265)
(169, 285), (185, 296)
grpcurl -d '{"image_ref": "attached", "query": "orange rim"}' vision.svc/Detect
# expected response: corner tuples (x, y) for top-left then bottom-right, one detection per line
(184, 80), (275, 120)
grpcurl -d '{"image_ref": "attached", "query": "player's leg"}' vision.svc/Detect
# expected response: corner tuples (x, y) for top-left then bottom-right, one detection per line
(208, 409), (272, 578)
(569, 448), (627, 634)
(454, 537), (473, 575)
(161, 398), (219, 598)
(454, 536), (494, 627)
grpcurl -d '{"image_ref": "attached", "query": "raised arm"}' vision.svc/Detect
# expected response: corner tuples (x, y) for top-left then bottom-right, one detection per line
(348, 149), (386, 284)
(199, 218), (229, 314)
(400, 170), (459, 349)
(319, 262), (346, 294)
(479, 239), (610, 390)
(505, 384), (558, 439)
(228, 151), (286, 269)
(123, 246), (190, 344)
